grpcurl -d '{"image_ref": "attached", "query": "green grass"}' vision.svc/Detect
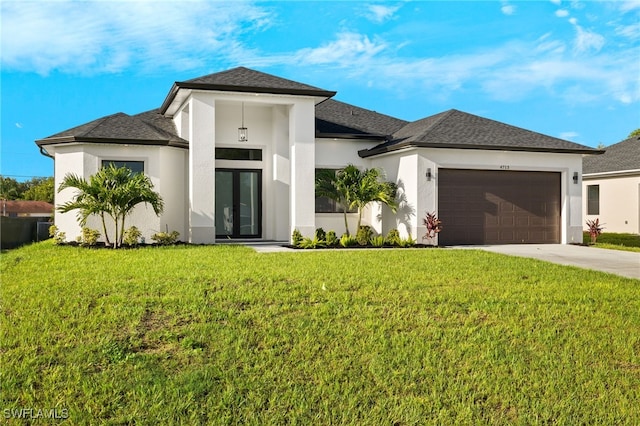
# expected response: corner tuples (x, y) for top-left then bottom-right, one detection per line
(1, 241), (639, 425)
(583, 232), (640, 252)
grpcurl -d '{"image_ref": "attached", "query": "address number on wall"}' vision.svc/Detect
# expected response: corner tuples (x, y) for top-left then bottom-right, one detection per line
(499, 165), (510, 170)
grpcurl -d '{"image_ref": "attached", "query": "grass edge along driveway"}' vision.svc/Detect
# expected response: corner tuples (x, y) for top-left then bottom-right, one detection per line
(1, 242), (639, 425)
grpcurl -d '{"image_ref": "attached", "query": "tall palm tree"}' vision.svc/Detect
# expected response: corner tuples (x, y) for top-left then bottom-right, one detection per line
(58, 165), (163, 247)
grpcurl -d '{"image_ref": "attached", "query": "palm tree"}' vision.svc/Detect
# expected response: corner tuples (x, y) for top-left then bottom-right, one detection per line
(315, 168), (351, 234)
(57, 172), (113, 246)
(346, 166), (397, 232)
(316, 165), (397, 236)
(58, 165), (164, 247)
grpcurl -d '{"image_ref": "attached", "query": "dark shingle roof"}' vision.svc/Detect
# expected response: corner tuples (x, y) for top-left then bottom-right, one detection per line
(160, 67), (336, 114)
(2, 200), (54, 215)
(36, 109), (187, 148)
(315, 99), (408, 138)
(360, 109), (601, 157)
(583, 136), (640, 174)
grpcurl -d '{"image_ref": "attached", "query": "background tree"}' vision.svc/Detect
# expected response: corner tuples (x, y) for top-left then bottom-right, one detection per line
(22, 177), (55, 203)
(0, 177), (24, 200)
(58, 165), (163, 247)
(0, 176), (55, 202)
(628, 129), (640, 139)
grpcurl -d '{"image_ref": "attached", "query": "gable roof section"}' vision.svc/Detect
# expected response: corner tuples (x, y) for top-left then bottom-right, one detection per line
(36, 109), (187, 149)
(359, 109), (602, 157)
(583, 136), (640, 175)
(315, 99), (408, 139)
(160, 67), (336, 114)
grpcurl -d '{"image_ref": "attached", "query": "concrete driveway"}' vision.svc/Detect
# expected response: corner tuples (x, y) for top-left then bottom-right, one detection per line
(475, 244), (640, 280)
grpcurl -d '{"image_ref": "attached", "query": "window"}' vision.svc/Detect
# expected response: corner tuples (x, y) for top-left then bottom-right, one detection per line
(315, 169), (357, 214)
(587, 184), (599, 215)
(102, 160), (144, 174)
(215, 148), (262, 161)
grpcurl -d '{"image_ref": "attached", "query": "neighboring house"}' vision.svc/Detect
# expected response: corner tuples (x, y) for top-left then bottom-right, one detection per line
(583, 136), (640, 234)
(0, 200), (54, 249)
(36, 67), (601, 245)
(1, 200), (54, 218)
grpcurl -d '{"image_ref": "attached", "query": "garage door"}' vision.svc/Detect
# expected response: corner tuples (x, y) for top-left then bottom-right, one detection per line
(438, 169), (560, 245)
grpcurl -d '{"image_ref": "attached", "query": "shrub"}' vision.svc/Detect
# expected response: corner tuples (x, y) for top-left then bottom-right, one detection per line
(123, 226), (142, 246)
(356, 225), (373, 246)
(77, 227), (100, 247)
(339, 233), (358, 248)
(399, 236), (416, 247)
(49, 225), (66, 245)
(385, 229), (401, 247)
(151, 230), (179, 245)
(299, 237), (326, 249)
(315, 228), (326, 242)
(586, 218), (604, 244)
(325, 231), (339, 247)
(292, 229), (303, 247)
(370, 235), (385, 247)
(422, 211), (442, 245)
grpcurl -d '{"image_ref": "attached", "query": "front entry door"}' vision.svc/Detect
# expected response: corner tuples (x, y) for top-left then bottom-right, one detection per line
(215, 169), (262, 238)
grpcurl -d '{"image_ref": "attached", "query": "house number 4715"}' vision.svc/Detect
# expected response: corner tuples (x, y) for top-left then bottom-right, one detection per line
(500, 165), (510, 170)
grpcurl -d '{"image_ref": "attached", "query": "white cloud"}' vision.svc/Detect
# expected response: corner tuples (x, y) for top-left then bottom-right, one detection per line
(295, 33), (387, 66)
(573, 25), (605, 53)
(15, 123), (23, 129)
(550, 0), (562, 5)
(365, 4), (401, 23)
(501, 3), (516, 15)
(560, 131), (579, 140)
(0, 0), (271, 75)
(555, 9), (570, 17)
(618, 1), (640, 12)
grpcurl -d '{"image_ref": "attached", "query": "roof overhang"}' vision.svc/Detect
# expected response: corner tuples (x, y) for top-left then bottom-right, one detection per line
(160, 81), (337, 116)
(316, 132), (388, 141)
(359, 140), (605, 158)
(36, 136), (189, 150)
(583, 169), (640, 179)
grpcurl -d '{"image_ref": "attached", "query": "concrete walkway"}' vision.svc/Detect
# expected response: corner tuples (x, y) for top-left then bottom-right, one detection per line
(475, 244), (640, 280)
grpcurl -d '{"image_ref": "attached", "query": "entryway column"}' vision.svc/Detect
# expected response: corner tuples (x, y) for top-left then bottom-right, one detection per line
(289, 101), (316, 239)
(188, 95), (216, 244)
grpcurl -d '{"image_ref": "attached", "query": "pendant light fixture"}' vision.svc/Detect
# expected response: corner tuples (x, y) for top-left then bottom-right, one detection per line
(238, 102), (248, 142)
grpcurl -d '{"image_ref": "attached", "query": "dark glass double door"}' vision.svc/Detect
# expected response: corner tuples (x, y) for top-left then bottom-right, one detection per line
(215, 169), (261, 238)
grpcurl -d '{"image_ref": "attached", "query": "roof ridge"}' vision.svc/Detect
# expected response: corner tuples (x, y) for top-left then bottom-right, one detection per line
(425, 109), (459, 134)
(84, 112), (129, 137)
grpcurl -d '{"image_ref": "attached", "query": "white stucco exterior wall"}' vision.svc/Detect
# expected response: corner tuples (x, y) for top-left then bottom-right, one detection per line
(189, 94), (216, 243)
(583, 174), (640, 234)
(289, 101), (316, 238)
(50, 143), (187, 244)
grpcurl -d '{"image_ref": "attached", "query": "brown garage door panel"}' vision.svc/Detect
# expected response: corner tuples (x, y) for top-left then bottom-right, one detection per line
(438, 169), (561, 245)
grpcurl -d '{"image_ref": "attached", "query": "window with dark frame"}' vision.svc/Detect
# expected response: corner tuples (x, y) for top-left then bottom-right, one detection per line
(315, 169), (357, 214)
(587, 184), (600, 215)
(215, 148), (262, 161)
(101, 160), (144, 174)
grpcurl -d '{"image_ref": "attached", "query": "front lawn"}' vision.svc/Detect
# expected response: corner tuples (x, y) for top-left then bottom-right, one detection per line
(583, 232), (640, 252)
(1, 242), (639, 425)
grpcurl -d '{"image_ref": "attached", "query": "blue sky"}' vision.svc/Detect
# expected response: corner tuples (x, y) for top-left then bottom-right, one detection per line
(2, 0), (639, 180)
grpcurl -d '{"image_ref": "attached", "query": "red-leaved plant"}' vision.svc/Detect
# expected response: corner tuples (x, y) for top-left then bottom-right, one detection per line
(422, 211), (442, 245)
(585, 218), (604, 244)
